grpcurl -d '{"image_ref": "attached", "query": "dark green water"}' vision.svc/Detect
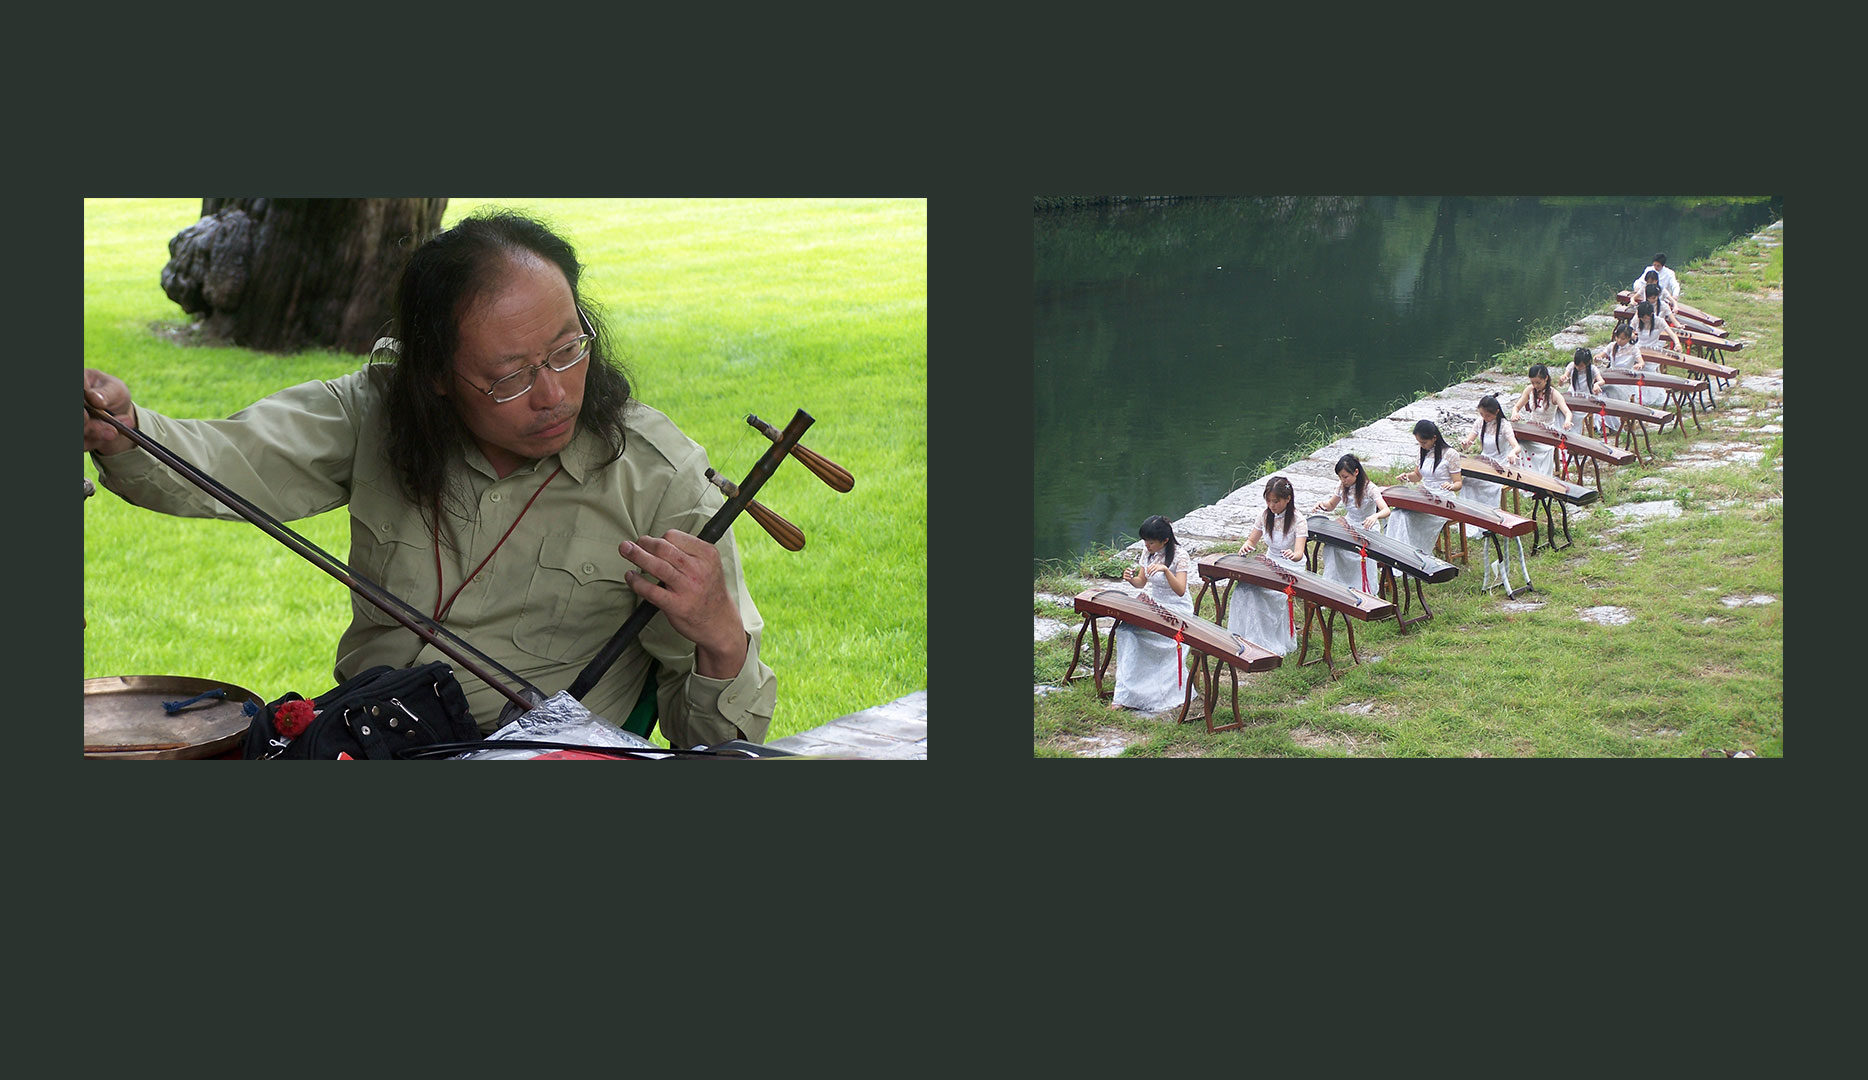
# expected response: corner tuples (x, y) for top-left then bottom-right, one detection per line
(1032, 195), (1777, 566)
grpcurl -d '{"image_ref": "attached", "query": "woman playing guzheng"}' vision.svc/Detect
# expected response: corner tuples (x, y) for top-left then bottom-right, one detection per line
(1453, 394), (1520, 536)
(1380, 418), (1462, 576)
(1108, 515), (1197, 712)
(1508, 363), (1573, 476)
(1310, 454), (1390, 594)
(1226, 476), (1307, 656)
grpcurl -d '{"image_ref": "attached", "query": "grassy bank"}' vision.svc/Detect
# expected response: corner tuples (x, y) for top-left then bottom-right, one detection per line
(1034, 223), (1784, 758)
(83, 198), (927, 741)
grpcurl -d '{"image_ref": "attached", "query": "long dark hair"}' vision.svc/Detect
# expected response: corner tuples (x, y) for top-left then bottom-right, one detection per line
(1334, 453), (1369, 507)
(1262, 475), (1295, 534)
(1139, 514), (1177, 569)
(1413, 419), (1449, 474)
(1635, 300), (1656, 331)
(1568, 347), (1595, 394)
(1526, 364), (1552, 412)
(1477, 394), (1506, 454)
(383, 209), (636, 540)
(1609, 321), (1633, 363)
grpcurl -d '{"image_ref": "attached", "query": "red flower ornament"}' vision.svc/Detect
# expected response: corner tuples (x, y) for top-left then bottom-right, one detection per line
(274, 699), (317, 739)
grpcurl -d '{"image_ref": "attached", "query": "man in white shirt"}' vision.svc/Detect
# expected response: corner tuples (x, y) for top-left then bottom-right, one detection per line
(1632, 253), (1680, 304)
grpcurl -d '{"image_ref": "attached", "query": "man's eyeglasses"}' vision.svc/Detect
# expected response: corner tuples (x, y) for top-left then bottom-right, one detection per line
(461, 309), (595, 403)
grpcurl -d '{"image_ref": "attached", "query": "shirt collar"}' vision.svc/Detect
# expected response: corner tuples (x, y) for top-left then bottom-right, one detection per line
(457, 420), (605, 485)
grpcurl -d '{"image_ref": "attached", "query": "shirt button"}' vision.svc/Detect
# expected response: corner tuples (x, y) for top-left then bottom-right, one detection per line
(582, 563), (597, 575)
(490, 492), (503, 503)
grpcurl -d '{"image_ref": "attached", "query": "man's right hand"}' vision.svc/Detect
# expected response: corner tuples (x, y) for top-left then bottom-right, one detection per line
(83, 369), (138, 455)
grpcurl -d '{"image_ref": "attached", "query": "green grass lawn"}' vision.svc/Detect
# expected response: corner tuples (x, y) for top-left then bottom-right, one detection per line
(83, 197), (926, 742)
(1035, 223), (1784, 757)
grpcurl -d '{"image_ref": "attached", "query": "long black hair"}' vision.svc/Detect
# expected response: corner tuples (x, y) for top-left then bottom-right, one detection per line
(1413, 419), (1449, 474)
(1334, 453), (1369, 508)
(383, 209), (636, 541)
(1139, 514), (1177, 570)
(1608, 321), (1634, 364)
(1477, 394), (1506, 454)
(1635, 300), (1657, 332)
(1568, 347), (1595, 394)
(1262, 475), (1296, 534)
(1526, 364), (1552, 412)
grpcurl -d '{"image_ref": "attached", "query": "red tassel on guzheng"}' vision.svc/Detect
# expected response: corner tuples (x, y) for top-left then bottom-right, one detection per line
(1174, 628), (1184, 685)
(1359, 545), (1368, 592)
(1285, 584), (1296, 636)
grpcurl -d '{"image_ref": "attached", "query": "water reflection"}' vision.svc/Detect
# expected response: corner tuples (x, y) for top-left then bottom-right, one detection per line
(1033, 195), (1776, 565)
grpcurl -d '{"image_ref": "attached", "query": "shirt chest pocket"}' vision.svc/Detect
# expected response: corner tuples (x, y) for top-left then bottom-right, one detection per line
(513, 535), (638, 662)
(348, 495), (436, 628)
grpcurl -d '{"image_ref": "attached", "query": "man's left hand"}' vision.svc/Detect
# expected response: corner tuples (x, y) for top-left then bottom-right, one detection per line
(620, 531), (748, 678)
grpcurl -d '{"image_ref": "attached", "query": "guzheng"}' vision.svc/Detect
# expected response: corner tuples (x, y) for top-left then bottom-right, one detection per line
(1304, 514), (1459, 583)
(1378, 485), (1535, 538)
(1459, 455), (1598, 506)
(1379, 485), (1533, 597)
(1600, 369), (1707, 395)
(1195, 553), (1396, 680)
(1560, 392), (1670, 428)
(1675, 332), (1744, 356)
(1459, 455), (1596, 554)
(1195, 554), (1396, 622)
(1640, 346), (1739, 381)
(1512, 418), (1636, 467)
(1560, 390), (1673, 461)
(1303, 513), (1456, 633)
(1601, 368), (1708, 433)
(1065, 586), (1280, 733)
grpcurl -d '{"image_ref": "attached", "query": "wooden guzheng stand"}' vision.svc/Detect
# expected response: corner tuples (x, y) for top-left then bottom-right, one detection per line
(1457, 455), (1598, 554)
(1303, 514), (1457, 633)
(1512, 418), (1634, 495)
(1193, 553), (1396, 680)
(1380, 486), (1536, 599)
(1064, 587), (1279, 734)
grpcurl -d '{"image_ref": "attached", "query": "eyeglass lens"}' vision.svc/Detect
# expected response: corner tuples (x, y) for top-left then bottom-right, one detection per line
(488, 335), (592, 400)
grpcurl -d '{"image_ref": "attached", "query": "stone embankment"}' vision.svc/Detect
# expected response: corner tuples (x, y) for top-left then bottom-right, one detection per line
(1035, 221), (1783, 649)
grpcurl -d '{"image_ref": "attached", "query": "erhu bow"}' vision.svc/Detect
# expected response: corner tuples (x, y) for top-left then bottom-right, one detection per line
(83, 402), (541, 712)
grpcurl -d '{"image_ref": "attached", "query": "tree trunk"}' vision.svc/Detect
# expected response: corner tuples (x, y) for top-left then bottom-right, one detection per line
(161, 198), (448, 353)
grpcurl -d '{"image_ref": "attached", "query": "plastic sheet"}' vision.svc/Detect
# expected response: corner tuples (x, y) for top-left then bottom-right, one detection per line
(453, 691), (661, 760)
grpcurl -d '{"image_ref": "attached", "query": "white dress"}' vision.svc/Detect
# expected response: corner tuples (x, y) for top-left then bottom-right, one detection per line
(1226, 512), (1306, 657)
(1317, 483), (1384, 596)
(1610, 338), (1667, 408)
(1517, 392), (1564, 475)
(1459, 419), (1513, 536)
(1111, 547), (1196, 713)
(1383, 447), (1460, 573)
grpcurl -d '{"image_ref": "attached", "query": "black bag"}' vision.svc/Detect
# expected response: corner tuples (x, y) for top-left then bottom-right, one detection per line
(243, 662), (481, 760)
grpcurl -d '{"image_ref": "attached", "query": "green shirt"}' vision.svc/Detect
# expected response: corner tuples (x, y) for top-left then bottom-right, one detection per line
(93, 365), (777, 747)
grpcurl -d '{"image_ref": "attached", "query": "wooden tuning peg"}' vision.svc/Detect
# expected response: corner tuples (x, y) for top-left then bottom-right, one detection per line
(746, 413), (854, 492)
(705, 469), (804, 551)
